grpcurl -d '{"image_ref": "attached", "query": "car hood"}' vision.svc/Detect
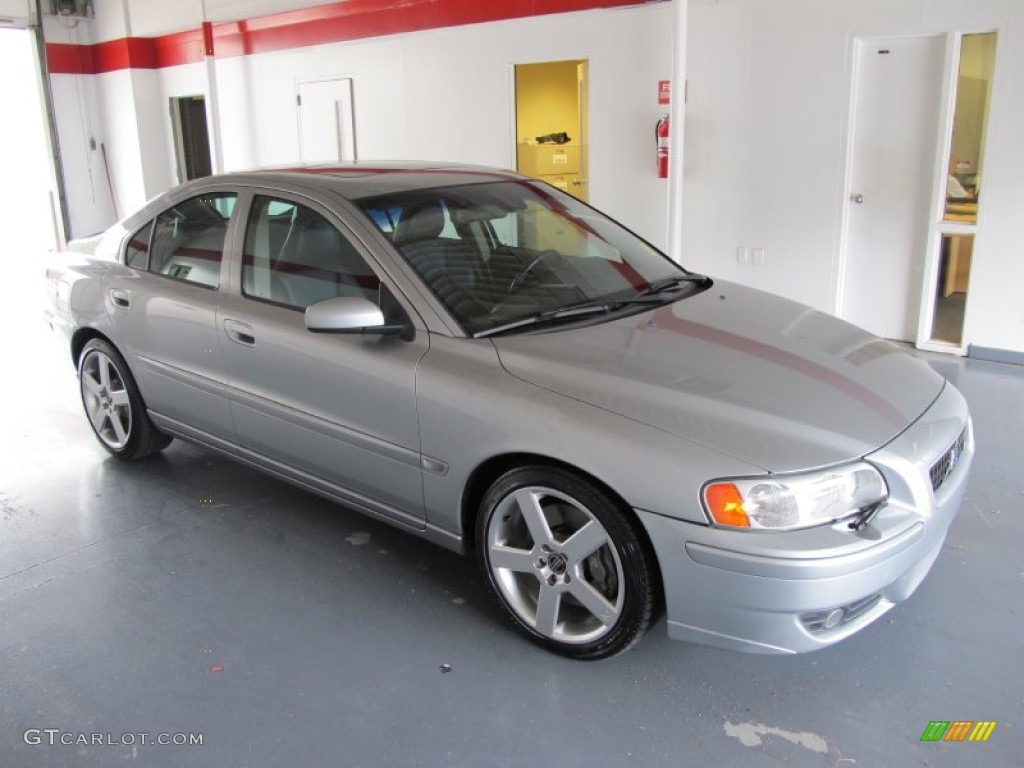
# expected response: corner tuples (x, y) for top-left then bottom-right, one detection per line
(492, 281), (944, 472)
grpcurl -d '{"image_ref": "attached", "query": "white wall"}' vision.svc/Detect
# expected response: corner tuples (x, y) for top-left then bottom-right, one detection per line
(45, 0), (170, 235)
(50, 71), (117, 236)
(91, 0), (128, 40)
(149, 4), (675, 247)
(91, 68), (173, 213)
(43, 13), (116, 236)
(91, 0), (336, 41)
(684, 0), (1024, 356)
(131, 68), (175, 197)
(0, 0), (28, 24)
(94, 70), (146, 214)
(119, 0), (340, 38)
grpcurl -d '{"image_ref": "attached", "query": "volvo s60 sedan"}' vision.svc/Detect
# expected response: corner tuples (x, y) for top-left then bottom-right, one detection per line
(44, 164), (973, 659)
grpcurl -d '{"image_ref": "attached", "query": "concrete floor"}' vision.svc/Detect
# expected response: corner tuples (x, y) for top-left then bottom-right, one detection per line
(1, 254), (1022, 768)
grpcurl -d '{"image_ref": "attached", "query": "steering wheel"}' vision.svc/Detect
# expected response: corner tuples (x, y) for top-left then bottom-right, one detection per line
(508, 250), (560, 293)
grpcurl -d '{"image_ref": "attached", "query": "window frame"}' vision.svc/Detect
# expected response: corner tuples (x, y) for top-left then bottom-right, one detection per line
(120, 190), (239, 291)
(123, 219), (154, 272)
(238, 192), (385, 313)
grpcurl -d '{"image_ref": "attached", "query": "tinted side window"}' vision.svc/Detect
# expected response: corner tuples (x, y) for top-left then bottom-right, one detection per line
(149, 193), (237, 288)
(242, 195), (380, 310)
(125, 221), (152, 269)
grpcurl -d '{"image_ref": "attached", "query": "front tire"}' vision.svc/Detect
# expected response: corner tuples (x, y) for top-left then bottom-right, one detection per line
(78, 339), (172, 460)
(476, 466), (661, 659)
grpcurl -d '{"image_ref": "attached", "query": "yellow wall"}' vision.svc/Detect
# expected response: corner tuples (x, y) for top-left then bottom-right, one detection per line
(515, 60), (581, 143)
(959, 32), (996, 80)
(952, 32), (997, 182)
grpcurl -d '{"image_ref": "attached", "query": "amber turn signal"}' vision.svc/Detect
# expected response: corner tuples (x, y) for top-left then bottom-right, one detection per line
(703, 483), (750, 528)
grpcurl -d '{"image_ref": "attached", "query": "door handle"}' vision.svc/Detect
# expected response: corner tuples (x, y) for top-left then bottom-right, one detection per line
(109, 289), (131, 308)
(223, 319), (256, 347)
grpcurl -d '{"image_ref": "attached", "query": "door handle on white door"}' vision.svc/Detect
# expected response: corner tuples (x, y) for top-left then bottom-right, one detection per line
(850, 193), (865, 204)
(223, 319), (256, 346)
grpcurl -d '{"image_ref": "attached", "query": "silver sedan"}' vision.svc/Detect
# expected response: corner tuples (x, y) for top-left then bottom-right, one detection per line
(45, 165), (973, 659)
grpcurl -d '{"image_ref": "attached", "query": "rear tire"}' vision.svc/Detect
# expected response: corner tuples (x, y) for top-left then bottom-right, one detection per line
(476, 466), (661, 659)
(78, 339), (172, 460)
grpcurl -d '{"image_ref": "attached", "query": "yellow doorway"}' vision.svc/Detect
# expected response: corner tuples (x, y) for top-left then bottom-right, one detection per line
(514, 60), (589, 201)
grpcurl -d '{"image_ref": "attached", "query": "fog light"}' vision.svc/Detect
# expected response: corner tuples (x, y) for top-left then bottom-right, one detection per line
(823, 608), (846, 630)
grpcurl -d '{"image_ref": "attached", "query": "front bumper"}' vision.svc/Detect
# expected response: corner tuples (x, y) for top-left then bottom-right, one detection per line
(638, 382), (973, 654)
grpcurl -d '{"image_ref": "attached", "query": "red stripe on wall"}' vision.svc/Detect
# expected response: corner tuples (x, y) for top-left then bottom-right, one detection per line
(93, 37), (157, 71)
(153, 29), (207, 68)
(45, 42), (94, 75)
(45, 37), (156, 74)
(46, 0), (645, 74)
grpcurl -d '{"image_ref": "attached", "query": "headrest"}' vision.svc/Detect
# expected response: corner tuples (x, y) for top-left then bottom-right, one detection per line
(393, 204), (446, 245)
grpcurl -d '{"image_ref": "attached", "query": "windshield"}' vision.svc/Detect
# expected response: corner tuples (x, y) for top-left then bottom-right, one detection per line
(355, 179), (700, 335)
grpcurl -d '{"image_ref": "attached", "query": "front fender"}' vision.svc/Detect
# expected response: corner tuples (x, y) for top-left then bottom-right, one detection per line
(415, 335), (761, 544)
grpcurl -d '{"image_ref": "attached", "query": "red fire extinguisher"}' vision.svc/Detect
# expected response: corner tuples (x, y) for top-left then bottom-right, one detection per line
(656, 114), (670, 179)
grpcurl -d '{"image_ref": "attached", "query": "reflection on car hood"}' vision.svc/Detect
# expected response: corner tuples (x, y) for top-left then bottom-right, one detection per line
(493, 281), (944, 472)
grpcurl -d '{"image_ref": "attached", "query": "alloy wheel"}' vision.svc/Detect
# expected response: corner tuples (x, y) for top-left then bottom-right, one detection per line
(80, 349), (133, 450)
(485, 485), (625, 645)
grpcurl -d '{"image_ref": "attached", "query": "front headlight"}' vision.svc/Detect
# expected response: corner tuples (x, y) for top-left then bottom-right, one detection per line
(702, 462), (888, 531)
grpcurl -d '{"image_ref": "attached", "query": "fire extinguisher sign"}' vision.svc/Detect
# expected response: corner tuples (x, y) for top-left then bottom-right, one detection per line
(658, 80), (671, 105)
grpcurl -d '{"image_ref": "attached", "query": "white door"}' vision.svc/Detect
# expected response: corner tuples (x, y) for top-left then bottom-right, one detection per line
(297, 78), (356, 164)
(841, 36), (945, 341)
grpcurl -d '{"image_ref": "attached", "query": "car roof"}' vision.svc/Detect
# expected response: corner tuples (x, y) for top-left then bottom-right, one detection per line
(207, 162), (524, 200)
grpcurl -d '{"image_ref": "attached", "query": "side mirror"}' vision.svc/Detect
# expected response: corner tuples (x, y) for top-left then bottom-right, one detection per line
(305, 296), (406, 335)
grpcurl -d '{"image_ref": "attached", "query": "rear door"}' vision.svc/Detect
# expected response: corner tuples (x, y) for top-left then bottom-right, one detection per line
(216, 190), (429, 526)
(104, 190), (239, 444)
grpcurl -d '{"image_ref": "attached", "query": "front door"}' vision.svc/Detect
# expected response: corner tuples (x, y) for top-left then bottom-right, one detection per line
(841, 36), (945, 341)
(217, 192), (428, 526)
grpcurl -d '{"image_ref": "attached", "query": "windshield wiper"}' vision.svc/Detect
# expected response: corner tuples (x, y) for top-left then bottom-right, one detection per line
(474, 278), (710, 339)
(474, 301), (620, 338)
(636, 273), (710, 298)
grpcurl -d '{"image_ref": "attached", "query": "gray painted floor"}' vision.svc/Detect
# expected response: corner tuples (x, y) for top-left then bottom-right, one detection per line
(1, 258), (1021, 767)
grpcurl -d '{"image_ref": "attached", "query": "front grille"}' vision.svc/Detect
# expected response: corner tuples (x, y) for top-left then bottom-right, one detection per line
(802, 593), (883, 634)
(930, 427), (967, 492)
